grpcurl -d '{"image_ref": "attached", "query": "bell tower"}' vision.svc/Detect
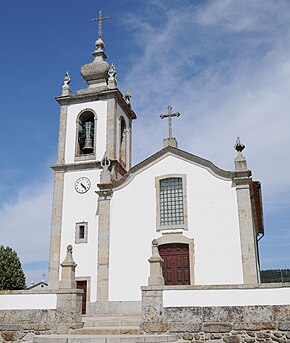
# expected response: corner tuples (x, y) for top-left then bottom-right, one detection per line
(48, 17), (136, 294)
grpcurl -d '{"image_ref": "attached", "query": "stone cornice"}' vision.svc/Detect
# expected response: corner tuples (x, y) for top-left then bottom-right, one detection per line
(141, 282), (290, 291)
(96, 183), (113, 199)
(113, 146), (252, 190)
(51, 159), (127, 175)
(232, 177), (253, 186)
(55, 88), (137, 120)
(51, 161), (102, 172)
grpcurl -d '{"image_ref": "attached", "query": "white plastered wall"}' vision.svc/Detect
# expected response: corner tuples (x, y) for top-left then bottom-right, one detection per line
(64, 100), (108, 164)
(109, 154), (243, 301)
(0, 294), (57, 310)
(163, 287), (290, 307)
(60, 169), (101, 302)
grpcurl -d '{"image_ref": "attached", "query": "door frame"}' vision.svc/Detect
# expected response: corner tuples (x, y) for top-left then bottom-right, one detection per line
(76, 276), (91, 314)
(157, 233), (195, 285)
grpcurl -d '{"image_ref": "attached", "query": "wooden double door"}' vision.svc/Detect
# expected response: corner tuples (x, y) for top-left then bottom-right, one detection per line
(158, 243), (190, 285)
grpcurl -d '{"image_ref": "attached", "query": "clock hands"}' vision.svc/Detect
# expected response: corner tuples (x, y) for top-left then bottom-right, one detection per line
(75, 177), (91, 194)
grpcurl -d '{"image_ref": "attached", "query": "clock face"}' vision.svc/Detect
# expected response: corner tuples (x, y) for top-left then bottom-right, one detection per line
(75, 177), (91, 194)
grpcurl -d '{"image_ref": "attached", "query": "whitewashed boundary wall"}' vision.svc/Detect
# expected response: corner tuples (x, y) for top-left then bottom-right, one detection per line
(0, 289), (83, 339)
(0, 291), (57, 310)
(141, 283), (290, 341)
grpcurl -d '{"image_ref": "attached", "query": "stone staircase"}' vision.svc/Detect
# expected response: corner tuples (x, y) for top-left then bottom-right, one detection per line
(32, 313), (186, 343)
(74, 312), (142, 335)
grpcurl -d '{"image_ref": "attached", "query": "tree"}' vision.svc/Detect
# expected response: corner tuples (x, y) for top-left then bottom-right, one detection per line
(0, 245), (26, 290)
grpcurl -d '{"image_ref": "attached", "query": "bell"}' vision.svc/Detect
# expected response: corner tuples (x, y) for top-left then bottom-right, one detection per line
(82, 122), (94, 154)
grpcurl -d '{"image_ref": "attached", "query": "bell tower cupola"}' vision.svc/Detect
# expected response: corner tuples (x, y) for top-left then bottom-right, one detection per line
(80, 37), (110, 91)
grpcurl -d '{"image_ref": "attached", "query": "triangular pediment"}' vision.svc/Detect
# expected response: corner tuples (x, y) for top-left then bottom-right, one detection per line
(113, 145), (251, 189)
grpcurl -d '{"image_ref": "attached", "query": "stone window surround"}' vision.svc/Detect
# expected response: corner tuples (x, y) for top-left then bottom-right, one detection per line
(157, 233), (195, 285)
(74, 108), (98, 162)
(155, 174), (188, 232)
(75, 222), (88, 244)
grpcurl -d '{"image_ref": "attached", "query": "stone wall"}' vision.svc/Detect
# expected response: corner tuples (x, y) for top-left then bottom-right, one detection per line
(164, 305), (290, 342)
(141, 285), (290, 342)
(0, 289), (83, 342)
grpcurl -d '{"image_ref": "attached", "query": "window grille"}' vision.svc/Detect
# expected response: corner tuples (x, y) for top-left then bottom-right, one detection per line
(160, 177), (184, 226)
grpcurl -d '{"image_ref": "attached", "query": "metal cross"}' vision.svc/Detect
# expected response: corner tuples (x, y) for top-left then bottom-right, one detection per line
(160, 105), (180, 139)
(90, 10), (110, 38)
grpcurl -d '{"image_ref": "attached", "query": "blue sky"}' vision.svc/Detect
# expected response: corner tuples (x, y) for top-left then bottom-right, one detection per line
(0, 0), (289, 285)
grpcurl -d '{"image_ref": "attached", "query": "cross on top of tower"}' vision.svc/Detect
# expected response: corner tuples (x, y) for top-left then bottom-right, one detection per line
(160, 105), (180, 139)
(90, 9), (110, 38)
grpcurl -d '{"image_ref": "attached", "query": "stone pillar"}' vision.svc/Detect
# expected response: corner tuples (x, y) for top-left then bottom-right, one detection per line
(106, 97), (117, 160)
(148, 239), (164, 286)
(48, 98), (68, 289)
(59, 245), (77, 289)
(56, 245), (83, 334)
(96, 155), (113, 300)
(235, 179), (259, 284)
(234, 138), (259, 284)
(57, 105), (68, 165)
(48, 170), (65, 290)
(125, 127), (131, 170)
(141, 240), (167, 334)
(141, 287), (167, 333)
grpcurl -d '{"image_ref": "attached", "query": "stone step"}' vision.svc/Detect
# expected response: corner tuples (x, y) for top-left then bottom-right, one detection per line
(73, 327), (142, 335)
(82, 316), (141, 328)
(87, 301), (141, 318)
(33, 334), (179, 343)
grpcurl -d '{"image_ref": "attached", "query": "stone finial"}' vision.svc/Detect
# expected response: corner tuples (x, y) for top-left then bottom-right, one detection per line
(148, 239), (164, 286)
(234, 137), (248, 171)
(59, 244), (77, 289)
(108, 63), (117, 89)
(108, 63), (116, 77)
(61, 71), (71, 96)
(124, 90), (132, 107)
(100, 152), (112, 184)
(235, 137), (245, 154)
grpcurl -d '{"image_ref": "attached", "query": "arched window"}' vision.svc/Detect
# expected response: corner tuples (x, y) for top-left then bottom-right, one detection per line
(119, 116), (126, 166)
(75, 110), (96, 157)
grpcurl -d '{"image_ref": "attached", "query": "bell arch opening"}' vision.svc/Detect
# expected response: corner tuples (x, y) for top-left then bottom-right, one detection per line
(75, 110), (97, 158)
(119, 116), (127, 167)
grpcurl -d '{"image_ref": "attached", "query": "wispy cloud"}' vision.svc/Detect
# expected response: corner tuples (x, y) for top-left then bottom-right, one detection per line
(195, 0), (290, 34)
(0, 177), (53, 283)
(120, 0), (290, 267)
(122, 0), (290, 188)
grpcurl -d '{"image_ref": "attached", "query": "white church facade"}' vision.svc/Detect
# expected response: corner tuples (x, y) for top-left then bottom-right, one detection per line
(47, 19), (264, 312)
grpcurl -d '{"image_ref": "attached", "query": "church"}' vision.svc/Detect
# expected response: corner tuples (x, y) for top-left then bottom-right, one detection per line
(47, 11), (264, 313)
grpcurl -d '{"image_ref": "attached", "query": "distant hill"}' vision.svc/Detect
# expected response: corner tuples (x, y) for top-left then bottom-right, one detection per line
(260, 269), (290, 283)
